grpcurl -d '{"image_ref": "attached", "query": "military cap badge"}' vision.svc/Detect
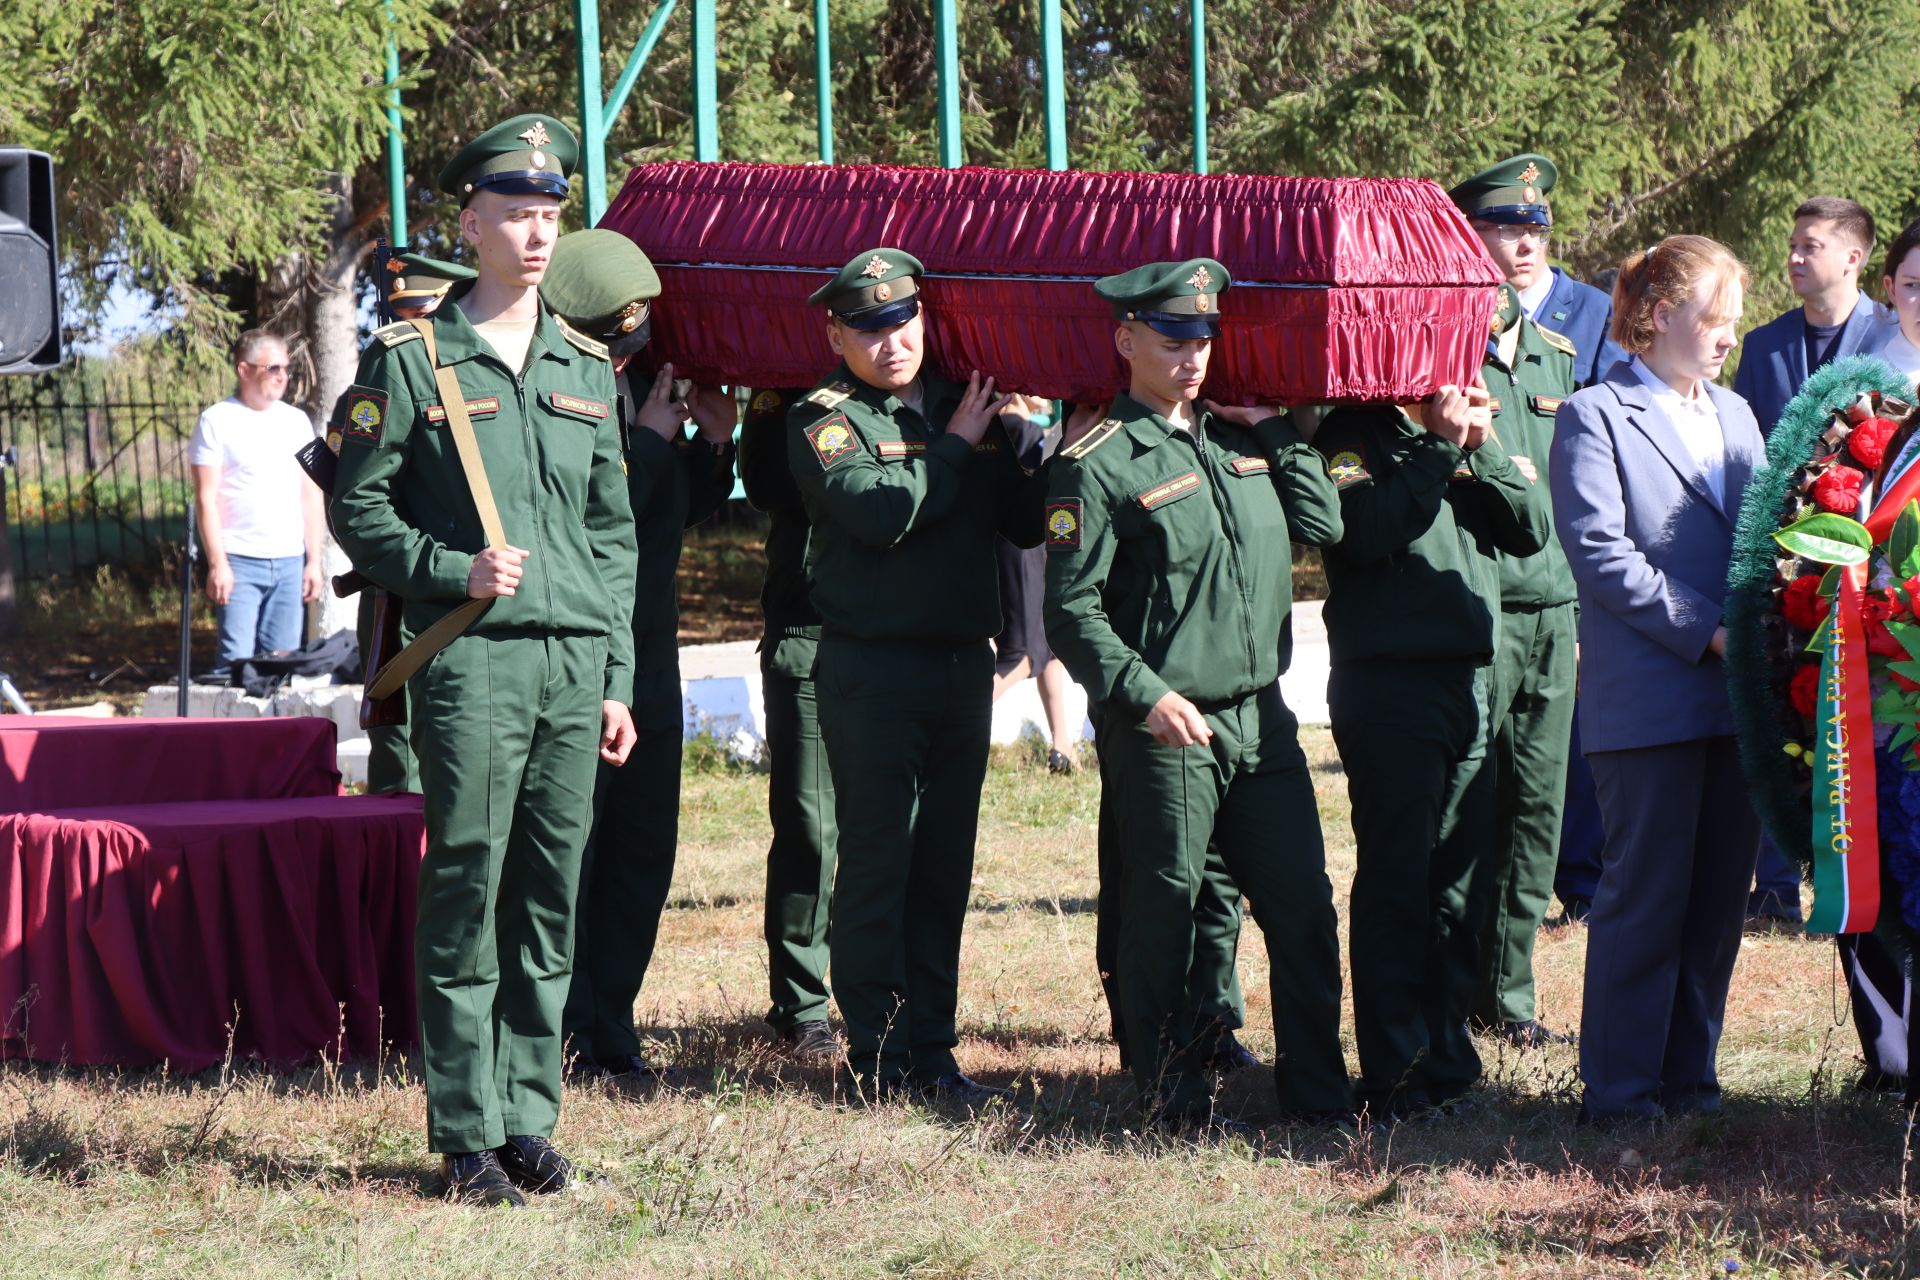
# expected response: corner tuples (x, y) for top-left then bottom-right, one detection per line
(520, 121), (552, 148)
(861, 255), (891, 279)
(1517, 161), (1541, 184)
(1187, 265), (1214, 291)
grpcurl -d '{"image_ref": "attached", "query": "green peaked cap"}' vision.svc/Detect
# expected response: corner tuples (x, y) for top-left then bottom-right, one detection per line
(808, 247), (924, 331)
(439, 113), (577, 204)
(1449, 153), (1556, 227)
(541, 229), (662, 347)
(1491, 282), (1521, 336)
(1095, 258), (1230, 338)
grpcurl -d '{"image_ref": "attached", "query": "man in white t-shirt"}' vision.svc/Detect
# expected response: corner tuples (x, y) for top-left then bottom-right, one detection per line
(189, 329), (324, 671)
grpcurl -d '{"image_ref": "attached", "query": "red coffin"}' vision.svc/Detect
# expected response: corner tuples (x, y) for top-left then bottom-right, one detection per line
(599, 163), (1504, 404)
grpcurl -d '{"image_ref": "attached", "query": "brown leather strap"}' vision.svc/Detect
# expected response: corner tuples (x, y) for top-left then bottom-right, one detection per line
(364, 317), (508, 699)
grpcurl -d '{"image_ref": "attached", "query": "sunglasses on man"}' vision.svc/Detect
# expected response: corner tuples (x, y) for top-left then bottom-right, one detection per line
(246, 361), (290, 375)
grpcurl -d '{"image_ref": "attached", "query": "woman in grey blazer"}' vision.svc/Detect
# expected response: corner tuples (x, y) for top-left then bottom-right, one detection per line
(1547, 235), (1764, 1124)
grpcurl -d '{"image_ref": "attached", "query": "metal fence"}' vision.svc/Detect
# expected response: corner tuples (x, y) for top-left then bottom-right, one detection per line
(0, 365), (227, 590)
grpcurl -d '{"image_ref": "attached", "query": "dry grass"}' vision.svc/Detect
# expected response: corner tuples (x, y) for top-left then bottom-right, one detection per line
(3, 731), (1916, 1277)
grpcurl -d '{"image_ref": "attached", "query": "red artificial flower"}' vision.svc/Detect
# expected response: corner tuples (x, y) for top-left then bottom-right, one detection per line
(1790, 663), (1823, 716)
(1781, 574), (1831, 632)
(1849, 416), (1900, 469)
(1895, 579), (1918, 616)
(1813, 464), (1866, 513)
(1867, 616), (1904, 658)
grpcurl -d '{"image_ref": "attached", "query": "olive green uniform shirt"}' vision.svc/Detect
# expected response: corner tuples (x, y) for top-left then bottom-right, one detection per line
(1313, 406), (1549, 663)
(787, 366), (1047, 642)
(1043, 394), (1344, 716)
(1484, 320), (1578, 607)
(330, 289), (639, 702)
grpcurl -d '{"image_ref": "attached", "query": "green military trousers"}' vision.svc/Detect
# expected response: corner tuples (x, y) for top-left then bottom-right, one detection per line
(1331, 659), (1495, 1116)
(355, 588), (417, 794)
(409, 629), (604, 1153)
(761, 664), (840, 1032)
(1475, 603), (1577, 1027)
(1101, 684), (1349, 1119)
(1089, 703), (1246, 1068)
(816, 635), (993, 1086)
(563, 664), (684, 1062)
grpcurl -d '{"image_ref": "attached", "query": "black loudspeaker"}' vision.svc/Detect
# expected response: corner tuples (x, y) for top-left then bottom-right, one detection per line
(0, 149), (61, 375)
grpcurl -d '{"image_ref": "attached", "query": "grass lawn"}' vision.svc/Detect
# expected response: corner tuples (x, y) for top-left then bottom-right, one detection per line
(2, 732), (1914, 1278)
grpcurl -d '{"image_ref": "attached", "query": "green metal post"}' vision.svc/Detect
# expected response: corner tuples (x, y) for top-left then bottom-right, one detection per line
(692, 0), (718, 160)
(1041, 0), (1065, 170)
(384, 2), (406, 243)
(815, 0), (834, 163)
(933, 0), (961, 166)
(575, 0), (609, 224)
(1190, 0), (1208, 175)
(605, 0), (681, 134)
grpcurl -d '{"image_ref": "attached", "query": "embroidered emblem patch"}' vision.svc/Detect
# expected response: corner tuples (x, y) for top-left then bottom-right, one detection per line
(808, 414), (858, 469)
(1327, 449), (1369, 489)
(423, 397), (502, 423)
(1531, 395), (1565, 414)
(876, 439), (928, 459)
(325, 430), (343, 454)
(1229, 456), (1271, 475)
(342, 387), (388, 445)
(547, 392), (609, 419)
(1046, 499), (1082, 550)
(750, 389), (784, 415)
(1137, 472), (1202, 510)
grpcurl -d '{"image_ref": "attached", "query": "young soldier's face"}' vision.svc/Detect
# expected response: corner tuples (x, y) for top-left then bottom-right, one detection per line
(459, 191), (563, 287)
(1788, 216), (1864, 299)
(1115, 323), (1211, 404)
(1471, 220), (1549, 292)
(828, 312), (925, 390)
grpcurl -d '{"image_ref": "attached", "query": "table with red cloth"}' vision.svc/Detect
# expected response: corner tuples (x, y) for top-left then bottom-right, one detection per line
(0, 716), (342, 811)
(0, 794), (424, 1069)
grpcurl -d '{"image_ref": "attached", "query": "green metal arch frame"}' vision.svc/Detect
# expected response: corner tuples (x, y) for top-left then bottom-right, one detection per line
(386, 1), (1211, 233)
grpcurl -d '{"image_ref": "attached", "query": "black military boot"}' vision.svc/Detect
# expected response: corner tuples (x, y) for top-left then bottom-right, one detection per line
(496, 1135), (574, 1194)
(441, 1150), (526, 1208)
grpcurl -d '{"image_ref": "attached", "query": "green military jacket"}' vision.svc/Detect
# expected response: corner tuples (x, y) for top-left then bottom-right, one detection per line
(1043, 393), (1343, 717)
(739, 388), (820, 678)
(330, 287), (640, 703)
(1483, 318), (1578, 608)
(787, 365), (1046, 645)
(1313, 405), (1549, 666)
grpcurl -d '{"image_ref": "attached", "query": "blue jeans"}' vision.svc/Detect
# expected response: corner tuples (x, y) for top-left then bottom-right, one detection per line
(216, 553), (305, 669)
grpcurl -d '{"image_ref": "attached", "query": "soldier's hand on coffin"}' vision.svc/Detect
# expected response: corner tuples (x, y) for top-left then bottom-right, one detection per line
(688, 384), (739, 444)
(1201, 400), (1282, 428)
(1422, 384), (1477, 449)
(1461, 380), (1494, 451)
(1059, 401), (1110, 453)
(948, 372), (1015, 446)
(1146, 689), (1214, 748)
(468, 544), (530, 599)
(1511, 455), (1538, 483)
(636, 363), (692, 441)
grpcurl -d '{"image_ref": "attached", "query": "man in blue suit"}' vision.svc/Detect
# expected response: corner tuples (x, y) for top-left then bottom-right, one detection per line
(1731, 196), (1888, 926)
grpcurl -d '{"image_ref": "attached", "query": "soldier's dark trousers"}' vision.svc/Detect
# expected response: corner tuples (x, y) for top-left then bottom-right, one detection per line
(565, 664), (683, 1062)
(1475, 603), (1576, 1026)
(762, 665), (839, 1032)
(817, 636), (992, 1085)
(1090, 704), (1245, 1064)
(1102, 685), (1349, 1118)
(409, 630), (603, 1153)
(1333, 658), (1495, 1115)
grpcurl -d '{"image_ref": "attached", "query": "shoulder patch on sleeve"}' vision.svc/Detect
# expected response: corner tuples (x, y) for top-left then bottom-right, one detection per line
(1045, 498), (1083, 551)
(806, 381), (855, 410)
(1060, 417), (1122, 461)
(555, 317), (609, 360)
(341, 386), (390, 447)
(805, 412), (860, 470)
(1534, 323), (1577, 357)
(1326, 448), (1370, 489)
(372, 321), (422, 349)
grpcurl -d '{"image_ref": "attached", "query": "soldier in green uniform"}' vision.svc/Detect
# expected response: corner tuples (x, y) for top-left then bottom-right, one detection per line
(1313, 378), (1549, 1120)
(788, 248), (1047, 1102)
(739, 386), (842, 1062)
(330, 114), (638, 1206)
(1470, 284), (1580, 1046)
(537, 229), (738, 1078)
(1044, 259), (1351, 1128)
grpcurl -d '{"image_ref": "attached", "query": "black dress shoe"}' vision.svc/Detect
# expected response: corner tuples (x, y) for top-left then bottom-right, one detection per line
(918, 1072), (1013, 1106)
(442, 1150), (526, 1207)
(1201, 1031), (1260, 1073)
(496, 1135), (573, 1194)
(779, 1020), (843, 1065)
(588, 1053), (684, 1085)
(1497, 1019), (1575, 1049)
(1551, 897), (1591, 926)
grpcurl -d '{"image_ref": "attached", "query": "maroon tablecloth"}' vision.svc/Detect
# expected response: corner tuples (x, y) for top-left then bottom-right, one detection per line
(0, 716), (342, 812)
(0, 794), (423, 1069)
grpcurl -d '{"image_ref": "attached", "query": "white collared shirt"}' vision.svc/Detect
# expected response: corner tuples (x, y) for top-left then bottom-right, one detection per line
(1630, 356), (1726, 507)
(1517, 271), (1553, 320)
